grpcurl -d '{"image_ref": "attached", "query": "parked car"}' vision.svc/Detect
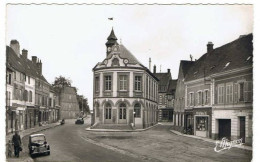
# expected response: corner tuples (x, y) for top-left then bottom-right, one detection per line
(75, 118), (84, 124)
(28, 134), (50, 157)
(60, 119), (65, 125)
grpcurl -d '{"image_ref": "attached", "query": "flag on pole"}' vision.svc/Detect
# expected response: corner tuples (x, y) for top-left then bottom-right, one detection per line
(108, 17), (113, 20)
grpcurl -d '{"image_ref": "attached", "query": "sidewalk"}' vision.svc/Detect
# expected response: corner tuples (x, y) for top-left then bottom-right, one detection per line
(6, 122), (61, 143)
(6, 122), (61, 162)
(86, 123), (159, 132)
(170, 129), (252, 151)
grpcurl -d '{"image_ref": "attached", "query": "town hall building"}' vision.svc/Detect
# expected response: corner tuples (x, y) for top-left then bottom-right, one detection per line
(92, 29), (159, 129)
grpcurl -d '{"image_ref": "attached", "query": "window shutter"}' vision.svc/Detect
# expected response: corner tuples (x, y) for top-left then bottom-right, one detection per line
(245, 82), (253, 102)
(207, 91), (210, 105)
(234, 83), (238, 103)
(187, 93), (190, 107)
(244, 82), (249, 102)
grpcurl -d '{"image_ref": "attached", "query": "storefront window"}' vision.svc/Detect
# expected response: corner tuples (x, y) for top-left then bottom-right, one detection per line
(196, 117), (208, 131)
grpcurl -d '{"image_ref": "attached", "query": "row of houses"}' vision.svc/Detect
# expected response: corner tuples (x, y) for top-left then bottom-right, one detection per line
(6, 40), (80, 134)
(173, 34), (253, 145)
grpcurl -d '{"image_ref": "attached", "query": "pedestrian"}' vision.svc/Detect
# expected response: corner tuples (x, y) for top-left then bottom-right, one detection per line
(12, 130), (22, 158)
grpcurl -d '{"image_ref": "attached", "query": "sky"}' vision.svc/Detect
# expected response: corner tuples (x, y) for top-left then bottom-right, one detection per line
(6, 5), (253, 109)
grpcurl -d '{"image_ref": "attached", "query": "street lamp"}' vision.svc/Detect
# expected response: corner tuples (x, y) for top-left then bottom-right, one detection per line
(133, 111), (136, 127)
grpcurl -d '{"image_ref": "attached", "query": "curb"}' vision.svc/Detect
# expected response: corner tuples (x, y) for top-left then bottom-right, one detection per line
(169, 130), (252, 151)
(21, 123), (61, 139)
(86, 123), (160, 132)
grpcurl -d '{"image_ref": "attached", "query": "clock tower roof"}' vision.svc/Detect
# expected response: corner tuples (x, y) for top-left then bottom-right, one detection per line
(106, 28), (118, 46)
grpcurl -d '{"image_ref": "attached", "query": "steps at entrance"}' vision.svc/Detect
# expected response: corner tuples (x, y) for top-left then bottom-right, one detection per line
(93, 124), (133, 130)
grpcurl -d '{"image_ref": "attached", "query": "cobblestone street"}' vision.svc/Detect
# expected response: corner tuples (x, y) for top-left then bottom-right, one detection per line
(83, 124), (252, 162)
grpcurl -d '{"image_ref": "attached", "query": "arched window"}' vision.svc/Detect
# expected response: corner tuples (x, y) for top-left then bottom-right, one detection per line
(29, 91), (32, 102)
(112, 58), (119, 66)
(134, 103), (141, 118)
(119, 103), (126, 119)
(105, 103), (112, 119)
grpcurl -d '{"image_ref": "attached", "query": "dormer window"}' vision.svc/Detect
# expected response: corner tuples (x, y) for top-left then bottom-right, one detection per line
(112, 58), (119, 66)
(246, 56), (252, 62)
(224, 62), (231, 69)
(210, 65), (216, 70)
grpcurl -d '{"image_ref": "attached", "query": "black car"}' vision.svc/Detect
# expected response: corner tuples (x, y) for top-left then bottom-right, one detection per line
(75, 118), (84, 124)
(28, 134), (50, 157)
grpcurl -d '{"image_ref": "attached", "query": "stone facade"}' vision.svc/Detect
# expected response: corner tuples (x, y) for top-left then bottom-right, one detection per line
(181, 34), (253, 145)
(59, 86), (80, 119)
(93, 29), (159, 129)
(6, 40), (60, 134)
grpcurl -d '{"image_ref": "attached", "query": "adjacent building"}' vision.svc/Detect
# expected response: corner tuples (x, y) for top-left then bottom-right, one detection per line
(183, 34), (253, 145)
(6, 40), (60, 134)
(173, 60), (194, 132)
(153, 67), (177, 122)
(58, 86), (80, 119)
(92, 29), (159, 129)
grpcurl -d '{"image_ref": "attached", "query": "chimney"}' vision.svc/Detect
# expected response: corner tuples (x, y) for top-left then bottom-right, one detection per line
(36, 59), (42, 75)
(10, 40), (20, 57)
(153, 65), (156, 73)
(207, 42), (214, 53)
(149, 58), (151, 71)
(167, 69), (171, 74)
(32, 56), (37, 64)
(22, 49), (28, 59)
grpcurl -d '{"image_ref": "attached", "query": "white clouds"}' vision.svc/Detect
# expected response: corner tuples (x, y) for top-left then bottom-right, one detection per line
(6, 5), (253, 109)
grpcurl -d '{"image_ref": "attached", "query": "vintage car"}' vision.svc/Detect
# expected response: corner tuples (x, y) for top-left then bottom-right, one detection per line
(28, 134), (50, 156)
(75, 118), (84, 124)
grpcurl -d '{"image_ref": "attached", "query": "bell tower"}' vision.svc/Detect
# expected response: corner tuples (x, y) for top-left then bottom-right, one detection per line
(105, 28), (118, 56)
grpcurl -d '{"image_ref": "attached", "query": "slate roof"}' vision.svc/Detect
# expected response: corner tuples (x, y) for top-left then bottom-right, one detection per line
(106, 44), (142, 65)
(180, 60), (194, 77)
(167, 79), (177, 94)
(153, 72), (172, 92)
(185, 34), (253, 81)
(6, 46), (49, 83)
(106, 28), (118, 46)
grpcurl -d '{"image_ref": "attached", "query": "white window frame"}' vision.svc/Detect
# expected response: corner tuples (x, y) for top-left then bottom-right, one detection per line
(189, 92), (194, 106)
(226, 83), (233, 103)
(203, 89), (210, 105)
(197, 90), (203, 105)
(218, 84), (225, 104)
(119, 75), (127, 91)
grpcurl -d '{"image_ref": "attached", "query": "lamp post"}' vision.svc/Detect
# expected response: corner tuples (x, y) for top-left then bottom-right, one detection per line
(133, 111), (136, 127)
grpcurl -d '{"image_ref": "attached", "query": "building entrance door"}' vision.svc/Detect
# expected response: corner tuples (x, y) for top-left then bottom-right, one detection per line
(118, 103), (127, 124)
(218, 119), (231, 140)
(169, 110), (173, 122)
(240, 117), (246, 143)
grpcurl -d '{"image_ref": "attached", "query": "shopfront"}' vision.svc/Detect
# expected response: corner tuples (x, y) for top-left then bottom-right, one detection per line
(193, 108), (212, 138)
(184, 110), (194, 135)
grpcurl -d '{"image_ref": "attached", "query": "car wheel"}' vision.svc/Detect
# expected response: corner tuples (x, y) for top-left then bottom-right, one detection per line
(48, 151), (50, 155)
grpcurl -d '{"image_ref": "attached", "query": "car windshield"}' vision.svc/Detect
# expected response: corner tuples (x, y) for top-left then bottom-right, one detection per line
(31, 136), (45, 143)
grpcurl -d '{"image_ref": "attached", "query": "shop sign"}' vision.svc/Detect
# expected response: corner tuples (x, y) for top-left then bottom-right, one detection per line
(195, 111), (207, 115)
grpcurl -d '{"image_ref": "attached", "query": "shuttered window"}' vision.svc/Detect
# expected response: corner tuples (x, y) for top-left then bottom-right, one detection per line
(204, 90), (210, 105)
(218, 85), (224, 104)
(244, 82), (253, 102)
(226, 84), (233, 103)
(234, 83), (238, 103)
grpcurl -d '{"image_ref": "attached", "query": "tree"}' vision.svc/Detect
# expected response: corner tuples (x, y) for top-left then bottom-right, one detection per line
(77, 95), (90, 115)
(53, 75), (72, 87)
(52, 76), (72, 93)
